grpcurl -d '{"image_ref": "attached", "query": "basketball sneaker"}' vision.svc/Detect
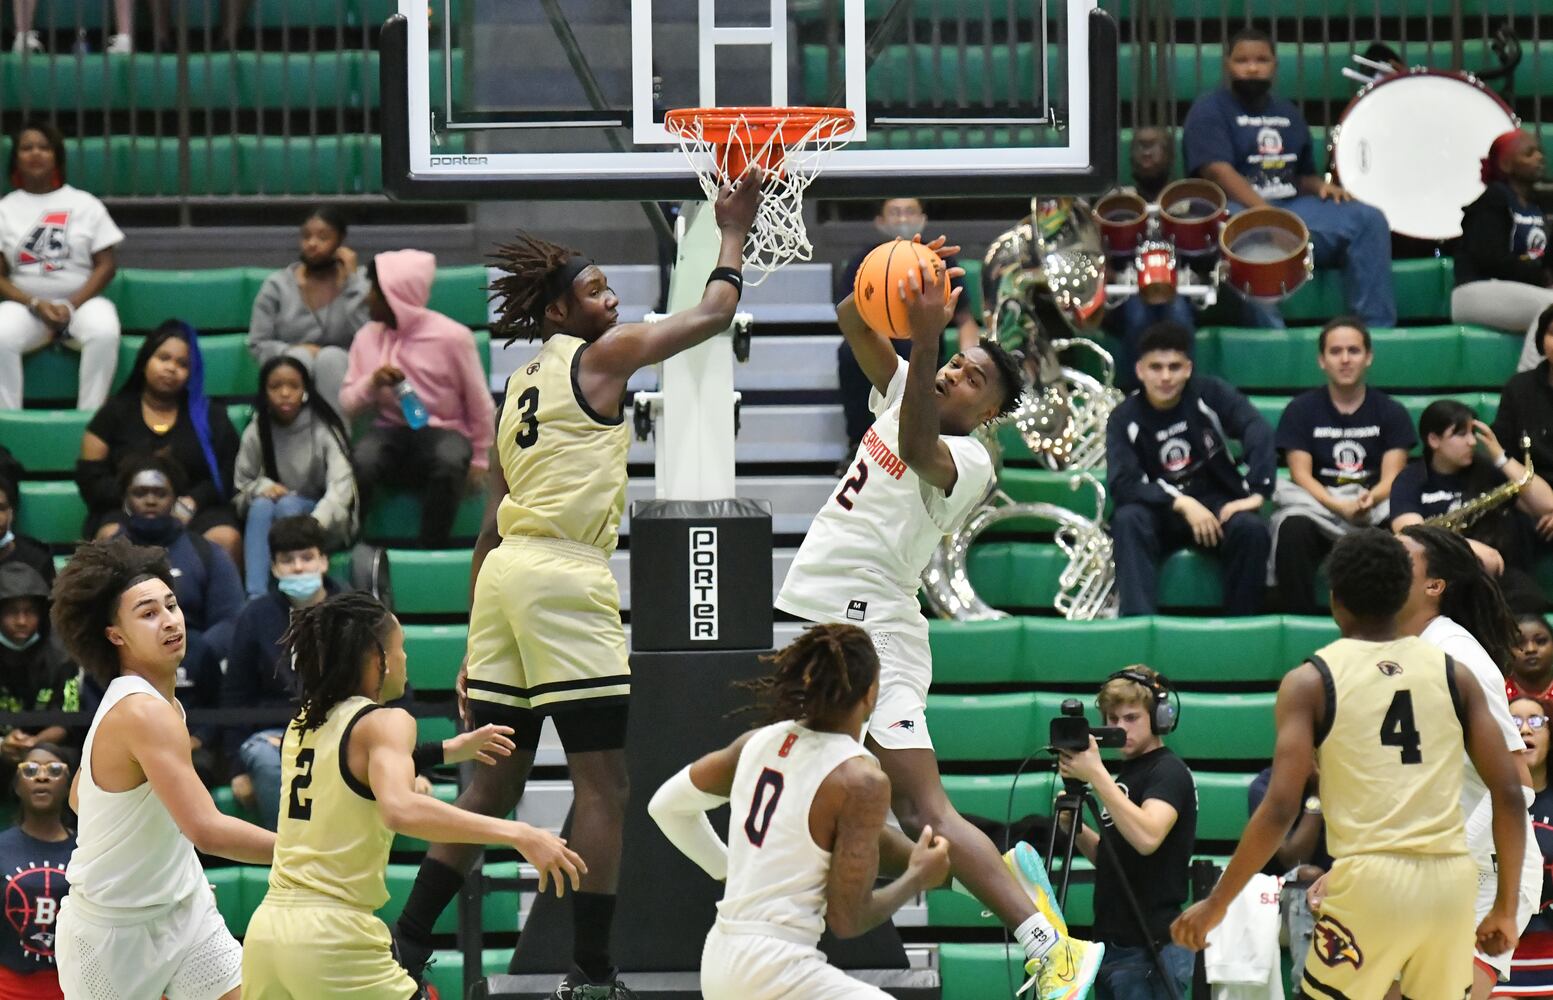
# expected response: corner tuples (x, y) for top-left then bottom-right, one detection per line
(390, 927), (438, 997)
(1022, 936), (1104, 1000)
(553, 967), (641, 999)
(1003, 841), (1069, 937)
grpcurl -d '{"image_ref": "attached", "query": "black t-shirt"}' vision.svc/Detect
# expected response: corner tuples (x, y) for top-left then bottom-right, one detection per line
(76, 392), (239, 517)
(1388, 456), (1502, 524)
(1092, 746), (1197, 947)
(0, 826), (73, 975)
(1525, 783), (1553, 936)
(1276, 388), (1416, 490)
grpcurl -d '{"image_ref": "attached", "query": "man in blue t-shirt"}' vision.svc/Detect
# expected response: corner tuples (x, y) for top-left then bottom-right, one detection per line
(1270, 317), (1415, 612)
(1182, 26), (1396, 329)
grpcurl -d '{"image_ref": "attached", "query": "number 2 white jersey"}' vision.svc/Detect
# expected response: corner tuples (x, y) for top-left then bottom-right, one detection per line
(716, 721), (870, 949)
(777, 358), (995, 636)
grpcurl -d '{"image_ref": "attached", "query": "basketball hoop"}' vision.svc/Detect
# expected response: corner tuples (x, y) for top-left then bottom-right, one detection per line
(665, 106), (855, 285)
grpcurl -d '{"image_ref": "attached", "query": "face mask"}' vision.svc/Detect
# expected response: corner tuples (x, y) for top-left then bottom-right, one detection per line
(0, 631), (40, 652)
(1231, 78), (1272, 104)
(881, 221), (924, 240)
(125, 514), (181, 546)
(0, 529), (12, 549)
(277, 572), (324, 602)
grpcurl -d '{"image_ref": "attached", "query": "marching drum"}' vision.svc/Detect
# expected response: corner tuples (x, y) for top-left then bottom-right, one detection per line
(1094, 191), (1149, 259)
(1330, 69), (1518, 241)
(1220, 206), (1313, 300)
(1157, 178), (1227, 255)
(1134, 241), (1178, 305)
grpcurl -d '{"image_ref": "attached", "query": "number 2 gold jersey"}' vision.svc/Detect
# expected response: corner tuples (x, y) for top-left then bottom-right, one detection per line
(1310, 636), (1469, 859)
(495, 334), (631, 554)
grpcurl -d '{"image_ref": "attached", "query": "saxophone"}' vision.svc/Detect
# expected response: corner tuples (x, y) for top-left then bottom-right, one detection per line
(1422, 436), (1535, 534)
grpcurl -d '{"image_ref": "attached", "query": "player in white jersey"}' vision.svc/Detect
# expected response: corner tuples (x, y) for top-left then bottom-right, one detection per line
(776, 243), (1102, 997)
(1396, 525), (1542, 998)
(47, 539), (276, 1000)
(649, 624), (952, 999)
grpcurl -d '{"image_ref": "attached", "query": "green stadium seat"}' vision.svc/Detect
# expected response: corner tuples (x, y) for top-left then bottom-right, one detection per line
(16, 480), (85, 544)
(361, 490), (486, 545)
(19, 343), (90, 404)
(943, 772), (1057, 821)
(416, 714), (457, 746)
(1459, 326), (1525, 386)
(207, 866), (254, 936)
(1248, 394), (1288, 430)
(940, 943), (1039, 1000)
(427, 265), (492, 329)
(1023, 617), (1152, 685)
(228, 403), (253, 433)
(996, 468), (1107, 522)
(929, 865), (1095, 928)
(1169, 693), (1277, 760)
(1195, 771), (1256, 841)
(1149, 617), (1285, 683)
(236, 134), (362, 197)
(379, 861), (519, 935)
(0, 409), (89, 474)
(964, 542), (1064, 609)
(928, 692), (1047, 761)
(383, 548), (472, 615)
(1279, 616), (1340, 664)
(404, 623), (467, 692)
(1156, 549), (1221, 610)
(108, 270), (252, 333)
(928, 618), (1025, 685)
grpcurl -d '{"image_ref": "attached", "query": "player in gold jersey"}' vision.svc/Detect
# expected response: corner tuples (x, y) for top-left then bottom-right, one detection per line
(1172, 529), (1526, 1000)
(392, 170), (762, 997)
(242, 592), (584, 999)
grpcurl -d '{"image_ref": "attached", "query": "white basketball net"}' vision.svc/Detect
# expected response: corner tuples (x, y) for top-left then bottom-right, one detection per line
(667, 108), (854, 286)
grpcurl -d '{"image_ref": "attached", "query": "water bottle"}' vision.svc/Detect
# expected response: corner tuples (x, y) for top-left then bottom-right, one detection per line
(396, 381), (429, 430)
(73, 29), (91, 55)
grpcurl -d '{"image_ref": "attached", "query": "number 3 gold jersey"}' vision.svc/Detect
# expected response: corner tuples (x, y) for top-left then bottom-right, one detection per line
(495, 334), (631, 554)
(1310, 635), (1469, 859)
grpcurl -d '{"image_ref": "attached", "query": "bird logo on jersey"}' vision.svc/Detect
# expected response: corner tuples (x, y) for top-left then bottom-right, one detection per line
(16, 210), (71, 273)
(1377, 661), (1403, 677)
(1312, 915), (1363, 969)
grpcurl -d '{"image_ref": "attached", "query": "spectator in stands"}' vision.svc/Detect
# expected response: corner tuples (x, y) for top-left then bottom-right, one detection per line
(341, 250), (494, 548)
(234, 355), (358, 598)
(1182, 26), (1396, 329)
(1495, 306), (1553, 481)
(1247, 758), (1327, 986)
(1448, 131), (1551, 371)
(1106, 321), (1274, 616)
(0, 473), (53, 589)
(11, 0), (153, 52)
(1498, 696), (1553, 995)
(246, 206), (368, 415)
(1388, 399), (1553, 606)
(1128, 126), (1173, 205)
(222, 516), (336, 829)
(834, 199), (979, 463)
(0, 121), (123, 411)
(0, 563), (78, 763)
(1511, 615), (1553, 704)
(0, 743), (75, 1000)
(1269, 317), (1414, 612)
(75, 319), (242, 565)
(1056, 666), (1197, 999)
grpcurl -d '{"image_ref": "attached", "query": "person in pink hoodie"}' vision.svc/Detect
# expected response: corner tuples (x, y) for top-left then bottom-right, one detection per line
(340, 250), (495, 547)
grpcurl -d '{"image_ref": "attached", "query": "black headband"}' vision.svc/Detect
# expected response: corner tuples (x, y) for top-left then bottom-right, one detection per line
(543, 256), (594, 306)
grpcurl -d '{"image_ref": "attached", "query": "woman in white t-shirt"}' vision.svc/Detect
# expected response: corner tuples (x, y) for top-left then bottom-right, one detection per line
(0, 121), (123, 410)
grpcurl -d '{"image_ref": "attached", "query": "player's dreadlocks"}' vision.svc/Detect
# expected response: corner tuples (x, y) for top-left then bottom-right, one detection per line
(979, 337), (1025, 422)
(284, 591), (398, 732)
(488, 231), (588, 343)
(50, 537), (178, 686)
(742, 624), (879, 729)
(1403, 524), (1522, 674)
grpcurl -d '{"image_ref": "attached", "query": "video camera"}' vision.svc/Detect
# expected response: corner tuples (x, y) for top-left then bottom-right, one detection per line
(1049, 698), (1127, 753)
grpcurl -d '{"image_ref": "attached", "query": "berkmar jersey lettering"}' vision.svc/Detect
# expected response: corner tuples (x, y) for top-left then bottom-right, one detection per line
(1310, 424), (1383, 486)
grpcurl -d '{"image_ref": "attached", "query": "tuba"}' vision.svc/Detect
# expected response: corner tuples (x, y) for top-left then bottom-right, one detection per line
(1423, 436), (1534, 534)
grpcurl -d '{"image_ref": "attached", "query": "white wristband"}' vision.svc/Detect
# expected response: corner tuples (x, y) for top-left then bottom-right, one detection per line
(1494, 451), (1511, 470)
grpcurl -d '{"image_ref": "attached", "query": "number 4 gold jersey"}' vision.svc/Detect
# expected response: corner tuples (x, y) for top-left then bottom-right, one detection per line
(1310, 635), (1470, 859)
(269, 696), (395, 910)
(495, 334), (631, 554)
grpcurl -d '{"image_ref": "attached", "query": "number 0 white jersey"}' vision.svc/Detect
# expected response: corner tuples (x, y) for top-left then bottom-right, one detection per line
(716, 721), (870, 948)
(777, 358), (995, 635)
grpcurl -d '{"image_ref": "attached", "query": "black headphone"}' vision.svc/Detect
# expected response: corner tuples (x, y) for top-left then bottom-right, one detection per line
(1101, 669), (1181, 736)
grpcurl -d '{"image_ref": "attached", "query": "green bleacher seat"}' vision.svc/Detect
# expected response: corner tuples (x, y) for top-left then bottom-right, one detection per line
(108, 269), (252, 332)
(362, 494), (486, 547)
(1195, 771), (1255, 841)
(927, 618), (1025, 685)
(0, 409), (89, 474)
(417, 714), (458, 746)
(16, 480), (84, 544)
(965, 542), (1222, 612)
(1148, 618), (1286, 683)
(427, 265), (492, 329)
(236, 134), (362, 196)
(1197, 325), (1517, 392)
(19, 343), (89, 404)
(929, 864), (1095, 927)
(207, 866), (252, 935)
(382, 548), (473, 615)
(404, 623), (467, 692)
(940, 943), (1041, 1000)
(1024, 617), (1151, 685)
(996, 468), (1107, 521)
(1170, 693), (1277, 760)
(943, 772), (1057, 821)
(928, 692), (1048, 760)
(1155, 549), (1221, 609)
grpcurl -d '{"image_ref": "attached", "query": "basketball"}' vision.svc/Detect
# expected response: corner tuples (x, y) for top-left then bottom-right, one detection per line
(852, 238), (950, 339)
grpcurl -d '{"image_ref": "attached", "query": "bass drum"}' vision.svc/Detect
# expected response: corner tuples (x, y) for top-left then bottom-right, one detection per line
(1329, 69), (1517, 241)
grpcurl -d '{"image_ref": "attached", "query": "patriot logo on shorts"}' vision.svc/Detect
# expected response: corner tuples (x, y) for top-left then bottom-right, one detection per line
(1312, 914), (1363, 969)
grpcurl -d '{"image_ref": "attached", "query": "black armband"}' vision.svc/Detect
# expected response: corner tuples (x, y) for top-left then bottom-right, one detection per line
(411, 740), (445, 772)
(706, 266), (743, 299)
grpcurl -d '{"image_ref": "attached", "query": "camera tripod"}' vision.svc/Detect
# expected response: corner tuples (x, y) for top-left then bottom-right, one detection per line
(1044, 776), (1184, 1000)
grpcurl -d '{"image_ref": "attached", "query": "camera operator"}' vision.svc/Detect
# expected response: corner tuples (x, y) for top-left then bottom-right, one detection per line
(1058, 667), (1198, 1000)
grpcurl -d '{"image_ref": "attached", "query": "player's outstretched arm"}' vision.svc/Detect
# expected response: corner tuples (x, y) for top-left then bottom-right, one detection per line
(647, 731), (754, 880)
(583, 168), (762, 389)
(824, 760), (950, 938)
(127, 695), (276, 865)
(1457, 660), (1527, 957)
(359, 708), (586, 896)
(897, 258), (966, 492)
(1172, 663), (1321, 951)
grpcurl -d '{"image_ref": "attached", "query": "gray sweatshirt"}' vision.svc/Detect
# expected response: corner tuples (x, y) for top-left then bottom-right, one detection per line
(233, 409), (358, 547)
(247, 262), (371, 361)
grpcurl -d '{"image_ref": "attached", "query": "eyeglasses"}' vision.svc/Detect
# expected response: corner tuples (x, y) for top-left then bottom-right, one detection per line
(18, 761), (67, 779)
(1517, 716), (1550, 732)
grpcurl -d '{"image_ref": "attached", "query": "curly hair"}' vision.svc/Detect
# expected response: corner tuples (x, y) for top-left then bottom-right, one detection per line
(1326, 528), (1412, 622)
(50, 538), (177, 686)
(1403, 524), (1521, 674)
(488, 231), (585, 343)
(741, 624), (879, 728)
(283, 591), (397, 732)
(978, 338), (1026, 423)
